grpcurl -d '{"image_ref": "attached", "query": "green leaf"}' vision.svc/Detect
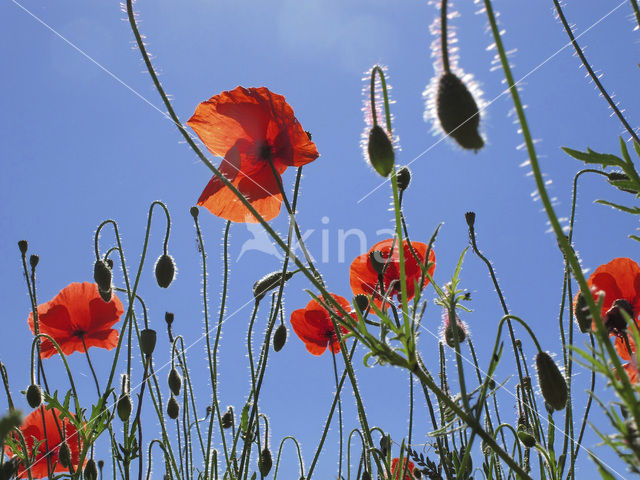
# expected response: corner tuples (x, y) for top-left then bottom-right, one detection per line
(562, 147), (625, 168)
(595, 199), (640, 214)
(240, 402), (250, 433)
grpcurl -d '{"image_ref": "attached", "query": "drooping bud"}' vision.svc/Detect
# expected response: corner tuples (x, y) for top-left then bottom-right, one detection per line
(26, 384), (42, 408)
(396, 166), (411, 191)
(29, 255), (39, 269)
(221, 406), (234, 429)
(354, 294), (369, 314)
(379, 435), (390, 458)
(535, 352), (568, 411)
(273, 324), (287, 352)
(117, 394), (132, 421)
(517, 417), (536, 448)
(167, 396), (180, 420)
(94, 259), (113, 293)
(18, 240), (28, 255)
(437, 72), (483, 151)
(155, 254), (176, 288)
(140, 329), (157, 356)
(258, 447), (273, 476)
(84, 459), (98, 480)
(369, 250), (386, 275)
(574, 292), (592, 333)
(367, 125), (395, 177)
(190, 206), (199, 218)
(253, 271), (295, 302)
(168, 368), (182, 396)
(58, 441), (72, 468)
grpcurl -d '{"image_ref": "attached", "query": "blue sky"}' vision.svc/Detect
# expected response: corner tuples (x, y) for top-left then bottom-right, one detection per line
(1, 0), (639, 478)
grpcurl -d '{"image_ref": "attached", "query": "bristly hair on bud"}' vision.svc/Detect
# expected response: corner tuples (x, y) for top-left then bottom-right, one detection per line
(440, 310), (468, 348)
(396, 166), (411, 191)
(155, 253), (176, 288)
(167, 396), (180, 420)
(273, 324), (287, 352)
(574, 292), (592, 333)
(58, 441), (72, 469)
(26, 384), (43, 408)
(367, 125), (395, 177)
(221, 406), (234, 429)
(117, 394), (132, 421)
(168, 368), (182, 396)
(535, 351), (568, 411)
(258, 447), (273, 476)
(253, 270), (295, 302)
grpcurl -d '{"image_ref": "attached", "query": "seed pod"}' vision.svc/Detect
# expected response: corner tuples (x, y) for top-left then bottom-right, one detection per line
(574, 292), (591, 333)
(535, 351), (568, 411)
(93, 259), (112, 293)
(155, 254), (176, 288)
(253, 271), (294, 302)
(97, 460), (104, 471)
(367, 125), (395, 177)
(396, 166), (411, 191)
(167, 396), (180, 420)
(84, 459), (98, 480)
(168, 368), (182, 396)
(29, 255), (39, 269)
(58, 441), (72, 468)
(273, 324), (287, 352)
(117, 394), (132, 421)
(26, 384), (42, 408)
(190, 206), (199, 218)
(369, 250), (386, 275)
(221, 407), (233, 429)
(464, 211), (476, 229)
(140, 329), (157, 356)
(258, 447), (273, 476)
(436, 72), (484, 151)
(18, 240), (28, 255)
(354, 294), (369, 314)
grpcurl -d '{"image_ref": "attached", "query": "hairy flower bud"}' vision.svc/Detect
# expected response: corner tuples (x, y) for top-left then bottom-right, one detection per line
(168, 368), (182, 396)
(437, 72), (484, 151)
(574, 292), (591, 333)
(58, 441), (72, 468)
(253, 271), (294, 302)
(84, 459), (98, 480)
(140, 329), (157, 356)
(117, 394), (132, 421)
(396, 166), (411, 191)
(155, 254), (176, 288)
(94, 259), (112, 293)
(258, 447), (273, 476)
(517, 418), (536, 448)
(367, 125), (395, 177)
(26, 384), (42, 408)
(536, 352), (568, 411)
(167, 396), (180, 420)
(444, 322), (467, 348)
(273, 324), (287, 352)
(221, 407), (234, 429)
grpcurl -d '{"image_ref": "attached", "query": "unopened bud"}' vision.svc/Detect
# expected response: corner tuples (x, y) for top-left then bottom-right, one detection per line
(367, 125), (395, 177)
(396, 166), (411, 191)
(58, 441), (72, 468)
(574, 292), (592, 333)
(436, 72), (483, 151)
(258, 447), (273, 476)
(94, 259), (113, 293)
(253, 271), (294, 302)
(26, 384), (42, 408)
(140, 329), (157, 356)
(84, 459), (98, 480)
(117, 394), (132, 421)
(18, 240), (28, 255)
(155, 254), (176, 288)
(167, 396), (180, 420)
(536, 351), (568, 411)
(273, 324), (287, 352)
(517, 418), (536, 448)
(168, 368), (182, 396)
(221, 407), (233, 429)
(444, 322), (467, 348)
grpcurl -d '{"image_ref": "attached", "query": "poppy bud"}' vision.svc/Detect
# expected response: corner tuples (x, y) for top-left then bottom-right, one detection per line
(369, 250), (386, 275)
(155, 254), (176, 288)
(444, 322), (467, 348)
(117, 394), (132, 421)
(94, 259), (113, 293)
(574, 292), (591, 333)
(535, 352), (568, 411)
(464, 211), (476, 229)
(140, 329), (157, 356)
(379, 435), (390, 458)
(436, 72), (484, 151)
(18, 240), (28, 255)
(273, 324), (287, 352)
(517, 418), (536, 448)
(84, 459), (98, 480)
(190, 206), (199, 218)
(26, 384), (42, 408)
(367, 125), (395, 177)
(58, 440), (72, 468)
(354, 294), (369, 314)
(168, 368), (182, 396)
(221, 406), (234, 429)
(167, 396), (180, 420)
(29, 255), (39, 269)
(396, 166), (411, 191)
(253, 271), (294, 302)
(258, 447), (273, 476)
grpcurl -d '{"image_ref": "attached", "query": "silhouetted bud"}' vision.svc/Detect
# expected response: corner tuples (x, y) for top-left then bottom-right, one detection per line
(167, 396), (180, 420)
(58, 441), (72, 468)
(574, 292), (591, 333)
(379, 435), (390, 458)
(155, 254), (175, 288)
(354, 294), (369, 314)
(465, 211), (476, 229)
(18, 240), (28, 255)
(253, 271), (294, 302)
(258, 447), (273, 476)
(94, 259), (112, 292)
(437, 72), (483, 151)
(117, 394), (132, 421)
(444, 322), (467, 348)
(190, 206), (199, 218)
(273, 324), (287, 352)
(367, 125), (395, 177)
(168, 368), (182, 396)
(140, 329), (157, 356)
(84, 459), (98, 480)
(396, 166), (411, 191)
(536, 352), (568, 411)
(26, 384), (42, 408)
(369, 250), (386, 275)
(221, 407), (233, 429)
(29, 255), (39, 269)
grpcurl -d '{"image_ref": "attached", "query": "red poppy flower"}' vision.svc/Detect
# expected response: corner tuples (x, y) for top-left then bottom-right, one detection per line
(290, 294), (354, 356)
(350, 239), (435, 308)
(615, 334), (637, 361)
(574, 258), (640, 334)
(622, 362), (639, 384)
(187, 86), (320, 223)
(390, 457), (415, 480)
(5, 407), (82, 478)
(28, 282), (124, 359)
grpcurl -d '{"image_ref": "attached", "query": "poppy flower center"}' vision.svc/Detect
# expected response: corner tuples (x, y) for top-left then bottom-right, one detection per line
(258, 142), (273, 161)
(73, 329), (87, 339)
(605, 298), (635, 334)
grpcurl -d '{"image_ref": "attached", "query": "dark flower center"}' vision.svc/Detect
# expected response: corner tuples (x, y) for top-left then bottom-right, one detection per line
(604, 298), (635, 334)
(258, 142), (273, 161)
(73, 330), (86, 338)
